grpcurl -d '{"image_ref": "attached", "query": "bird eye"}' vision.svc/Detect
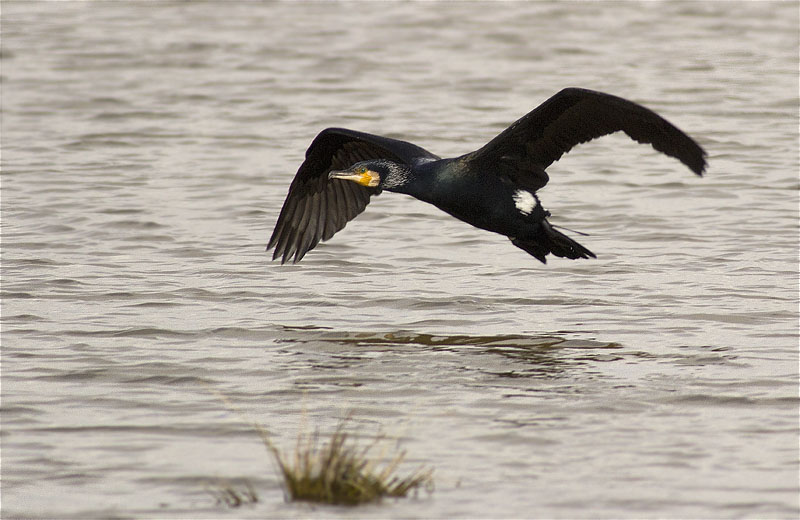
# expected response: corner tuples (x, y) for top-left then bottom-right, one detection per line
(357, 166), (367, 174)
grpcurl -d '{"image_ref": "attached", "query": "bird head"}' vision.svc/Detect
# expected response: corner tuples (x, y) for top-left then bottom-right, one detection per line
(328, 159), (410, 190)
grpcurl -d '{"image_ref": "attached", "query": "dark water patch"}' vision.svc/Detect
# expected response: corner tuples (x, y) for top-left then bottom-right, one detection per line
(98, 207), (145, 215)
(0, 292), (35, 299)
(46, 325), (284, 343)
(105, 219), (167, 230)
(1, 314), (46, 322)
(34, 223), (76, 234)
(62, 327), (199, 339)
(124, 374), (214, 386)
(33, 368), (110, 382)
(92, 110), (182, 121)
(125, 301), (183, 308)
(49, 278), (85, 286)
(65, 137), (138, 149)
(165, 246), (221, 258)
(22, 424), (259, 439)
(675, 312), (785, 326)
(89, 96), (130, 106)
(278, 329), (622, 352)
(206, 326), (281, 343)
(664, 394), (800, 408)
(122, 234), (175, 243)
(6, 257), (62, 267)
(0, 405), (46, 418)
(278, 329), (625, 376)
(670, 355), (745, 367)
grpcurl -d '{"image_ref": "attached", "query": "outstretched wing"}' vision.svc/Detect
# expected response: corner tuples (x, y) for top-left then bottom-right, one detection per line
(268, 128), (439, 264)
(466, 88), (707, 192)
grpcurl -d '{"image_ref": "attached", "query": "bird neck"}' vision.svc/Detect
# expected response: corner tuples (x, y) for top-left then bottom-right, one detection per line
(390, 158), (457, 205)
(379, 160), (416, 192)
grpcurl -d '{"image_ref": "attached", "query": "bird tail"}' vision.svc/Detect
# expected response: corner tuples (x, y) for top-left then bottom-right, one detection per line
(511, 220), (596, 264)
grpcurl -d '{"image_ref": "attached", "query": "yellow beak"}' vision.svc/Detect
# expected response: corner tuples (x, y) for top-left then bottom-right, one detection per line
(328, 169), (380, 187)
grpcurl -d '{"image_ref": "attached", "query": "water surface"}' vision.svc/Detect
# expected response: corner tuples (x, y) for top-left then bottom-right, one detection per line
(2, 2), (798, 518)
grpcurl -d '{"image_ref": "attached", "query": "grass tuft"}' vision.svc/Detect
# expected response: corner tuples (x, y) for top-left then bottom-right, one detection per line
(258, 416), (433, 506)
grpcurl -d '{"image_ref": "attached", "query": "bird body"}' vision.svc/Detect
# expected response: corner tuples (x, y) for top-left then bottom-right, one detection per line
(406, 158), (547, 237)
(268, 88), (707, 264)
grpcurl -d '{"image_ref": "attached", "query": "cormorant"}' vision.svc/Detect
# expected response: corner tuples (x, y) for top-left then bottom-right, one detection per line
(268, 88), (706, 264)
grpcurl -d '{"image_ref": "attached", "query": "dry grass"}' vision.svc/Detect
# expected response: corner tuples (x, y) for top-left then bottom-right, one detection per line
(258, 416), (433, 506)
(208, 388), (432, 506)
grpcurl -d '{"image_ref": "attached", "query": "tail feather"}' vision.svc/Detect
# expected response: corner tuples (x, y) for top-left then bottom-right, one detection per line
(511, 221), (596, 264)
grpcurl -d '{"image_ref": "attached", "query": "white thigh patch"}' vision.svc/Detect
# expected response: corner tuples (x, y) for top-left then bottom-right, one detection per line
(513, 189), (537, 215)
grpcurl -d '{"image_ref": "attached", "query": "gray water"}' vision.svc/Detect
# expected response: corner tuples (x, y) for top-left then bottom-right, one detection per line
(2, 2), (798, 519)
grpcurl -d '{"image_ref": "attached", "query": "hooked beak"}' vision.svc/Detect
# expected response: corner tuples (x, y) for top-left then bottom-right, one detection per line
(328, 169), (380, 187)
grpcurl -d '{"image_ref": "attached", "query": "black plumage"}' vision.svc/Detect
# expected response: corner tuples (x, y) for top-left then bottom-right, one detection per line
(268, 88), (707, 264)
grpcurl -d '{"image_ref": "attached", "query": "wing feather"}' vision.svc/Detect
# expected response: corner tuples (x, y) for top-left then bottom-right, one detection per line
(268, 128), (439, 263)
(467, 88), (707, 192)
(292, 194), (316, 263)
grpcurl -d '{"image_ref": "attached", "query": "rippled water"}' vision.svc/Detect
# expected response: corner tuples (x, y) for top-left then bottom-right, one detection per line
(2, 2), (798, 518)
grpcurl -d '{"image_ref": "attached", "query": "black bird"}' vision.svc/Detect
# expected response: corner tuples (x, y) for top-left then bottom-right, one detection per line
(268, 88), (706, 264)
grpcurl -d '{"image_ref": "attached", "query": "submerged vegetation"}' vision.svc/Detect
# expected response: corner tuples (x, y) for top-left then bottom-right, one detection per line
(258, 416), (433, 506)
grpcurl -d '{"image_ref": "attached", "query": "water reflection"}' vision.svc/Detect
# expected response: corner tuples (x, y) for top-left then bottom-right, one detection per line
(275, 326), (623, 380)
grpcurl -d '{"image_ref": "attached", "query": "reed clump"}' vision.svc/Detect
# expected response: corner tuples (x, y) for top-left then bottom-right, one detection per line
(258, 418), (433, 506)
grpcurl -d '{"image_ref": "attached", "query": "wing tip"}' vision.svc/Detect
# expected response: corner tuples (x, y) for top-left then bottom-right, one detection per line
(266, 242), (289, 265)
(688, 146), (708, 177)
